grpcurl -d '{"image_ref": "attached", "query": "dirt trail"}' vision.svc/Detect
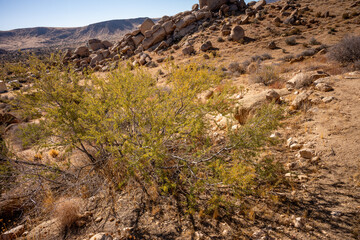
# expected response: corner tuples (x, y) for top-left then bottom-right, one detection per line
(295, 72), (360, 239)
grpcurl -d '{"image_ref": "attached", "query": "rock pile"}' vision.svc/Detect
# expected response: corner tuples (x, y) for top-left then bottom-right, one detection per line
(63, 0), (259, 71)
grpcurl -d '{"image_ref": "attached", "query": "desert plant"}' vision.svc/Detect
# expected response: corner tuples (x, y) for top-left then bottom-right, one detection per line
(285, 36), (297, 46)
(17, 55), (284, 217)
(54, 197), (83, 230)
(309, 37), (321, 45)
(329, 35), (360, 63)
(249, 65), (282, 85)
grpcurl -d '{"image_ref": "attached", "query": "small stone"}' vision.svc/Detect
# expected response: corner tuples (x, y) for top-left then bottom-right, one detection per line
(299, 149), (314, 159)
(298, 174), (308, 180)
(331, 211), (342, 217)
(268, 41), (277, 49)
(90, 233), (113, 240)
(290, 143), (303, 150)
(285, 172), (296, 177)
(95, 217), (103, 223)
(315, 83), (334, 92)
(204, 90), (214, 99)
(322, 96), (335, 103)
(294, 217), (303, 228)
(266, 89), (280, 103)
(200, 41), (213, 51)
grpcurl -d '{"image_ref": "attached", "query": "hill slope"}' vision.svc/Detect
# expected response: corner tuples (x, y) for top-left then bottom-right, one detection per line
(0, 18), (153, 50)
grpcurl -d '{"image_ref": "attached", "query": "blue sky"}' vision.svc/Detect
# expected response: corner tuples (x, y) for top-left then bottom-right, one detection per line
(0, 0), (252, 31)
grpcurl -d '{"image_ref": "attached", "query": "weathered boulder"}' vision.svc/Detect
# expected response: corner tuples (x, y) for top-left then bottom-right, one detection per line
(162, 20), (176, 34)
(315, 83), (334, 92)
(192, 3), (199, 11)
(234, 90), (280, 124)
(194, 10), (212, 20)
(174, 24), (198, 40)
(230, 26), (245, 42)
(200, 0), (229, 11)
(74, 46), (90, 57)
(200, 41), (213, 51)
(87, 39), (105, 51)
(0, 81), (7, 93)
(253, 0), (266, 10)
(175, 14), (197, 30)
(140, 18), (155, 35)
(142, 27), (167, 50)
(90, 54), (104, 66)
(291, 91), (311, 110)
(240, 15), (250, 24)
(132, 33), (145, 47)
(182, 45), (195, 55)
(101, 40), (113, 48)
(286, 72), (329, 90)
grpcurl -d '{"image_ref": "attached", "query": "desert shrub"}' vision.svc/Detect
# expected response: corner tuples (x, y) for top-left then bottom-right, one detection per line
(249, 65), (282, 85)
(329, 36), (360, 63)
(54, 198), (83, 230)
(309, 37), (321, 45)
(261, 53), (272, 60)
(285, 36), (297, 46)
(297, 49), (317, 58)
(342, 12), (350, 19)
(18, 56), (284, 216)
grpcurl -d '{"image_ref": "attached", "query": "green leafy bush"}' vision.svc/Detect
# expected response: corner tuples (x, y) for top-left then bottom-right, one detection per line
(18, 56), (284, 215)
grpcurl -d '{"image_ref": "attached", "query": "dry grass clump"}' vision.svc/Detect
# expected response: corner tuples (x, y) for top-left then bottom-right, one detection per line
(249, 65), (282, 85)
(285, 36), (297, 46)
(329, 35), (360, 63)
(54, 197), (83, 230)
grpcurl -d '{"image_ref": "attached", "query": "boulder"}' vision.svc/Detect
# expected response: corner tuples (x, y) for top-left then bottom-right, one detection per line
(315, 83), (334, 92)
(140, 18), (155, 35)
(234, 90), (279, 124)
(142, 27), (167, 50)
(291, 91), (311, 110)
(192, 4), (199, 10)
(182, 45), (195, 55)
(90, 54), (104, 66)
(230, 26), (245, 42)
(175, 14), (197, 30)
(87, 39), (105, 51)
(221, 24), (232, 36)
(74, 46), (90, 57)
(101, 40), (113, 48)
(200, 41), (213, 51)
(162, 20), (176, 34)
(0, 81), (7, 93)
(199, 0), (229, 11)
(154, 41), (169, 52)
(132, 33), (145, 47)
(173, 24), (197, 40)
(253, 0), (266, 10)
(240, 15), (250, 24)
(266, 89), (281, 102)
(194, 10), (212, 20)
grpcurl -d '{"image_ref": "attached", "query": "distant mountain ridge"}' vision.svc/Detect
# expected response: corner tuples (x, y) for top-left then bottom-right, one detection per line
(0, 18), (154, 51)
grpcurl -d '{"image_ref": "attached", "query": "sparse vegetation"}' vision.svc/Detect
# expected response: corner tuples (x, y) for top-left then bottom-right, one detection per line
(285, 36), (297, 46)
(55, 197), (83, 231)
(329, 35), (360, 64)
(249, 65), (282, 85)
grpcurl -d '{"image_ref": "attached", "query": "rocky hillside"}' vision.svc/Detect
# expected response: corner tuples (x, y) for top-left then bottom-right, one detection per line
(0, 18), (156, 51)
(1, 0), (360, 239)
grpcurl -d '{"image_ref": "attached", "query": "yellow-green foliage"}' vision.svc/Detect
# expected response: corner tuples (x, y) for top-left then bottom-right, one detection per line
(18, 55), (284, 214)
